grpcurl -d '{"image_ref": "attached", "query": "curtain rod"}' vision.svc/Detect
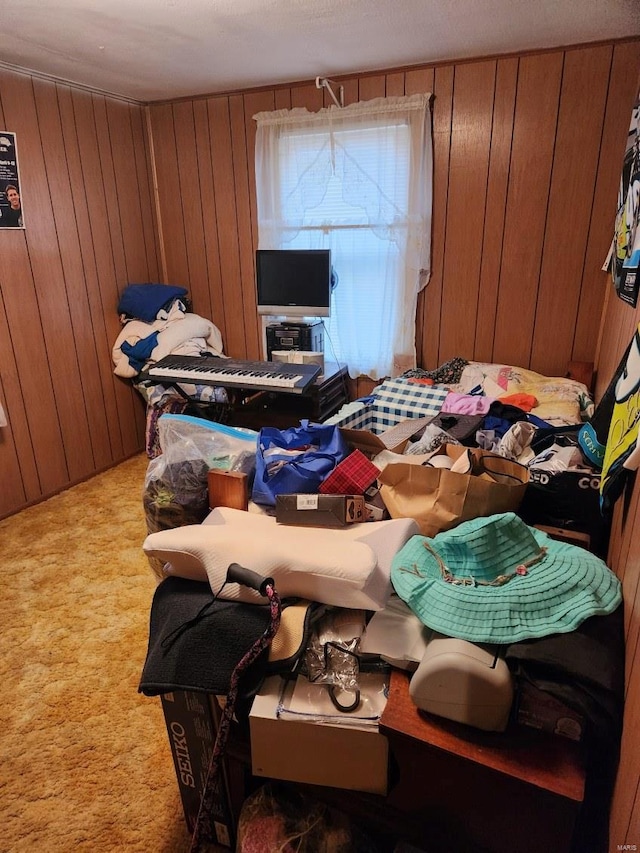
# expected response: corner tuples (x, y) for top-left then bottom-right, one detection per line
(315, 77), (344, 108)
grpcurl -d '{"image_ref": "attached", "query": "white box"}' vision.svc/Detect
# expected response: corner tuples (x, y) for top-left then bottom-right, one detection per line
(249, 676), (389, 795)
(270, 349), (325, 374)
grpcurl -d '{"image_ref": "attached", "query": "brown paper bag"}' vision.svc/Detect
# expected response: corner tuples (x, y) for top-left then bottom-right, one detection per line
(378, 444), (530, 537)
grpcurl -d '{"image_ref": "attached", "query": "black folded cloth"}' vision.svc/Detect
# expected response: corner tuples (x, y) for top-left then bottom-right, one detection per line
(139, 576), (273, 699)
(506, 605), (625, 853)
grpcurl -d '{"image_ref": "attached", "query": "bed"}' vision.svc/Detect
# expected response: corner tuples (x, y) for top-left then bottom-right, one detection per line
(326, 358), (594, 437)
(324, 357), (602, 550)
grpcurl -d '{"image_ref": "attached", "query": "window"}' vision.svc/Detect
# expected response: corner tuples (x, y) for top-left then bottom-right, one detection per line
(254, 94), (433, 380)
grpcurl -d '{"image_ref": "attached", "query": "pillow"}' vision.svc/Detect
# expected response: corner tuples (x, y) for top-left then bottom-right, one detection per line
(142, 507), (419, 610)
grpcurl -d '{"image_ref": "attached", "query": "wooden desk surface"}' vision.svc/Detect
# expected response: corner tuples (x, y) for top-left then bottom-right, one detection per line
(380, 669), (585, 803)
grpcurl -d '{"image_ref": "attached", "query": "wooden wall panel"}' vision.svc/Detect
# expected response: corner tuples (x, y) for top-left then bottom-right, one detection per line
(0, 291), (28, 515)
(148, 103), (190, 290)
(532, 46), (613, 376)
(70, 88), (126, 461)
(191, 98), (221, 325)
(0, 67), (158, 519)
(206, 96), (246, 358)
(89, 94), (144, 456)
(230, 93), (261, 362)
(173, 100), (211, 315)
(243, 89), (277, 354)
(131, 105), (161, 282)
(33, 80), (107, 474)
(54, 86), (113, 472)
(576, 42), (640, 365)
(405, 66), (435, 364)
(600, 291), (640, 848)
(493, 52), (563, 367)
(475, 57), (518, 362)
(0, 74), (77, 490)
(422, 64), (453, 369)
(439, 60), (495, 362)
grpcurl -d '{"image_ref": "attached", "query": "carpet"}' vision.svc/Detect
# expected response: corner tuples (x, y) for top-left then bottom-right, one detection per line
(0, 454), (202, 852)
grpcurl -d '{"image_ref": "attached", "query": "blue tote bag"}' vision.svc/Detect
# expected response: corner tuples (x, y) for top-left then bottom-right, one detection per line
(252, 419), (350, 506)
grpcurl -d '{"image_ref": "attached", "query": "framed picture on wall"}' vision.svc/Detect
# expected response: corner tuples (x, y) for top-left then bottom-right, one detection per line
(0, 132), (24, 229)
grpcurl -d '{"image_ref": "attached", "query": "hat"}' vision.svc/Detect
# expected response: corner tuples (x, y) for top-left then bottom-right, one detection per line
(390, 513), (621, 644)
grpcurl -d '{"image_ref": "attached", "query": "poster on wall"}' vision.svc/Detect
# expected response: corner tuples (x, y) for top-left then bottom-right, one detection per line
(608, 90), (640, 307)
(0, 132), (24, 229)
(598, 322), (640, 514)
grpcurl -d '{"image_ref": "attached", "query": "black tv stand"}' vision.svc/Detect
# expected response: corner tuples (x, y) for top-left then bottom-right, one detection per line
(226, 362), (349, 430)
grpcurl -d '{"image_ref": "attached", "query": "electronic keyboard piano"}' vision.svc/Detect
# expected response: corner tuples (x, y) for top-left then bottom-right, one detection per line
(143, 354), (321, 395)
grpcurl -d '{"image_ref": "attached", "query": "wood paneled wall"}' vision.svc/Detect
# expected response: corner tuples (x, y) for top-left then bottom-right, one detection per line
(599, 287), (640, 848)
(0, 70), (160, 519)
(149, 40), (640, 395)
(2, 40), (639, 513)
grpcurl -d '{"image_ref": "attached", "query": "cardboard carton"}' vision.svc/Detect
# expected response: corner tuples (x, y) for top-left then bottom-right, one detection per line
(249, 676), (389, 794)
(160, 691), (234, 847)
(275, 493), (366, 527)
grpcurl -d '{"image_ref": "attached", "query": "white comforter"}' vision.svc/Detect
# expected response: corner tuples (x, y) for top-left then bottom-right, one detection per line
(112, 301), (224, 378)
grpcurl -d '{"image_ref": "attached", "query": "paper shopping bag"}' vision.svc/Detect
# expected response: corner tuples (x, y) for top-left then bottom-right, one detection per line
(378, 444), (529, 537)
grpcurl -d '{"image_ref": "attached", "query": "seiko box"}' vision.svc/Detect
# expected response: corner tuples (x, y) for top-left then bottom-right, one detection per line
(159, 691), (234, 847)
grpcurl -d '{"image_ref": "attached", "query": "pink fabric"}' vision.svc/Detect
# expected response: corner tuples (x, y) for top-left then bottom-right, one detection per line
(441, 392), (495, 415)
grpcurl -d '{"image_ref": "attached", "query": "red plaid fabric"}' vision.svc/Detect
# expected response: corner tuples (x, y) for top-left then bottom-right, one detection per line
(319, 449), (380, 495)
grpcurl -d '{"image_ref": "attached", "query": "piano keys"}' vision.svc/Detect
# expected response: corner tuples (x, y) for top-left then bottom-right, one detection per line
(143, 354), (321, 395)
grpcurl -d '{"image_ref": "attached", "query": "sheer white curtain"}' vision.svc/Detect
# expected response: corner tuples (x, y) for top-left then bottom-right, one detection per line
(253, 94), (432, 380)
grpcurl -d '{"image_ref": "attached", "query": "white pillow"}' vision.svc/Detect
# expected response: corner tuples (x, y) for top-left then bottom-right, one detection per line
(142, 507), (418, 610)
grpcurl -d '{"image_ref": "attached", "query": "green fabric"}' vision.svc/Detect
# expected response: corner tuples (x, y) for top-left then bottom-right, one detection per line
(390, 512), (621, 644)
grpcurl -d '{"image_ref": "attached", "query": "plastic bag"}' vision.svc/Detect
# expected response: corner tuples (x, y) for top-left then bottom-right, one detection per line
(304, 608), (366, 692)
(143, 414), (258, 564)
(237, 782), (381, 853)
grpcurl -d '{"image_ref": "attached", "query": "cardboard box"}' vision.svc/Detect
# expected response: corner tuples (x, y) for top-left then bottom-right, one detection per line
(338, 425), (409, 457)
(249, 676), (389, 794)
(364, 484), (390, 521)
(275, 493), (366, 527)
(514, 681), (585, 742)
(325, 403), (432, 457)
(318, 448), (380, 495)
(160, 691), (234, 847)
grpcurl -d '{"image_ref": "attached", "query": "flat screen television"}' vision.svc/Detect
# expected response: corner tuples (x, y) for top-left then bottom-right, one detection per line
(256, 249), (332, 317)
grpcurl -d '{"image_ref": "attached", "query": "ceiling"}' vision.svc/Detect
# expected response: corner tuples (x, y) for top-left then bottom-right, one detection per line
(0, 0), (638, 103)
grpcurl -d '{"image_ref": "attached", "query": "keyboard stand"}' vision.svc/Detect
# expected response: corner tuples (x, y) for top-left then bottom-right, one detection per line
(137, 362), (350, 430)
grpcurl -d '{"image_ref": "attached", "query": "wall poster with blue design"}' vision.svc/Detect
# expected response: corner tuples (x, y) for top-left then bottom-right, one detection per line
(609, 91), (640, 307)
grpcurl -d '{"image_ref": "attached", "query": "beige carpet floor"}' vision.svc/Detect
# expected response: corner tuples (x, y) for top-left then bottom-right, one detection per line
(0, 454), (197, 852)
